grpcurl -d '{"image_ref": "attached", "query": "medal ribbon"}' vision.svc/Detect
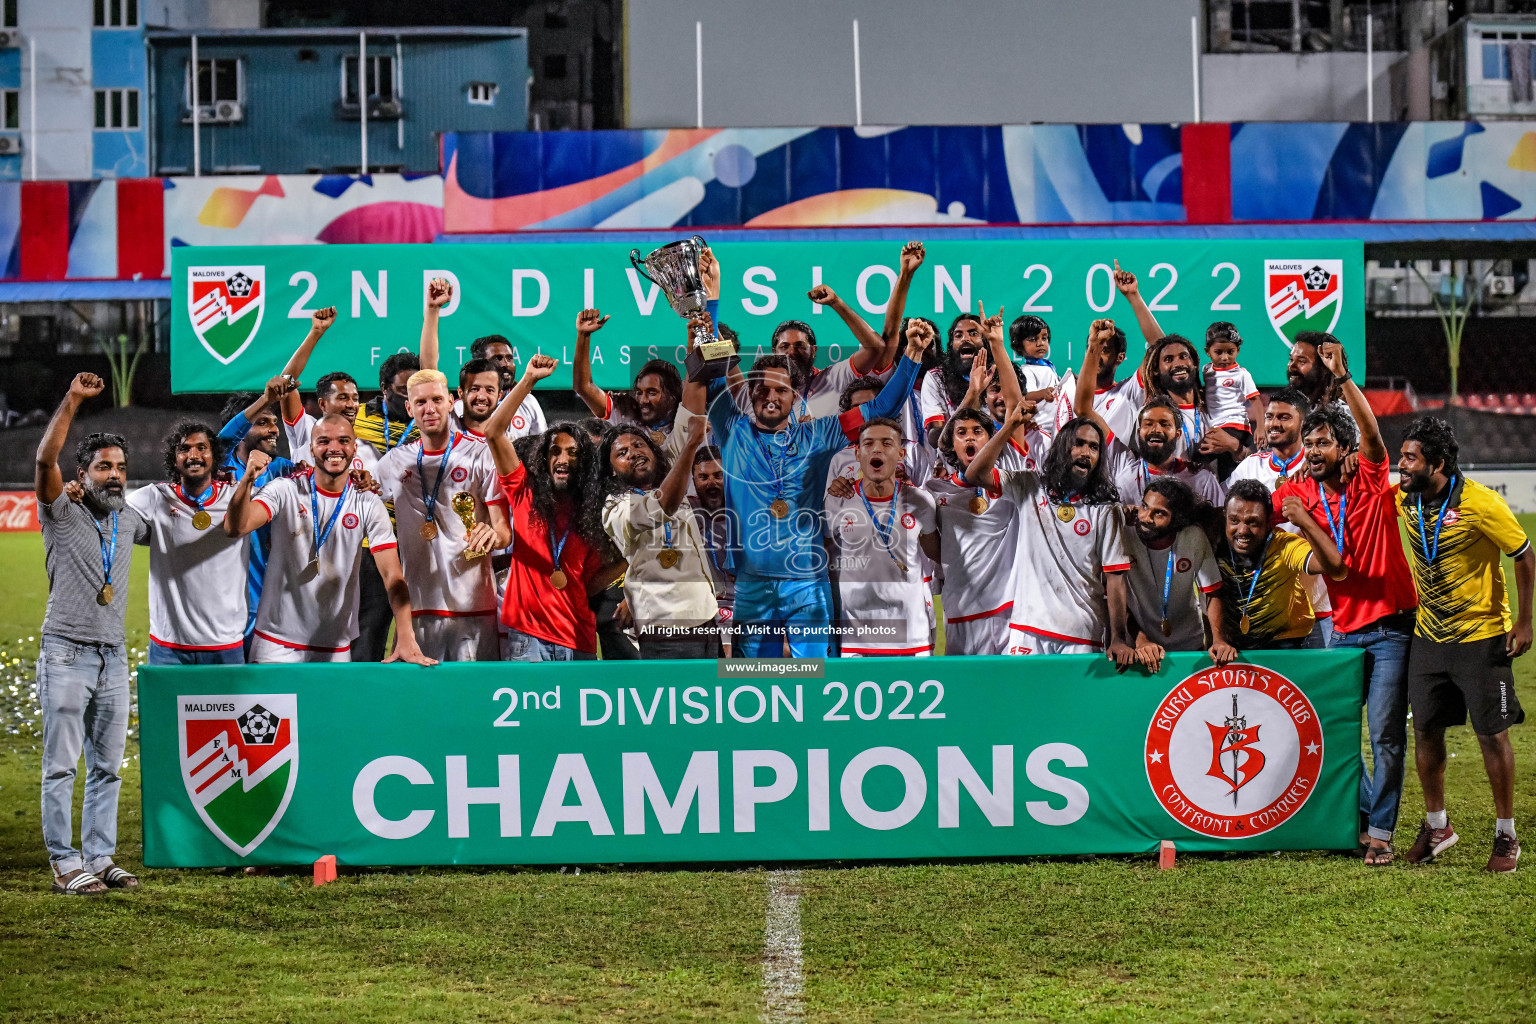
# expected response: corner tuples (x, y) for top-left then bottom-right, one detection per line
(858, 480), (905, 570)
(1160, 541), (1177, 632)
(1416, 476), (1457, 565)
(92, 509), (118, 593)
(1268, 448), (1303, 475)
(1238, 534), (1271, 625)
(416, 433), (458, 527)
(309, 480), (351, 561)
(1318, 481), (1347, 554)
(1178, 406), (1203, 456)
(176, 483), (214, 514)
(548, 520), (572, 573)
(750, 426), (791, 507)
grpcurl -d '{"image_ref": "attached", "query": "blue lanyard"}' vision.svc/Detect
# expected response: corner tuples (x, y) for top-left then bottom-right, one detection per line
(177, 483), (213, 511)
(751, 426), (793, 503)
(1178, 406), (1202, 454)
(1318, 481), (1347, 553)
(858, 481), (904, 569)
(1416, 476), (1457, 565)
(1160, 541), (1176, 628)
(416, 433), (457, 526)
(548, 520), (572, 571)
(634, 488), (675, 550)
(92, 510), (119, 588)
(1268, 449), (1303, 476)
(1024, 356), (1056, 371)
(309, 480), (351, 559)
(1238, 534), (1271, 619)
(381, 405), (416, 451)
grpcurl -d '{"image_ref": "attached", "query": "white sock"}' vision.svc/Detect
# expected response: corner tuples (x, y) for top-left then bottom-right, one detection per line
(1426, 810), (1449, 829)
(1496, 818), (1515, 839)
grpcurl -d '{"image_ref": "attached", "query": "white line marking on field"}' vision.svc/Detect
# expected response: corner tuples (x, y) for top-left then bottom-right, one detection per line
(761, 869), (804, 1023)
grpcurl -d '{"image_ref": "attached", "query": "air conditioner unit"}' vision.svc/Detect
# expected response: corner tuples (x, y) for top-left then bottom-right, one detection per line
(0, 31), (21, 49)
(211, 100), (244, 123)
(367, 99), (403, 120)
(1488, 275), (1517, 295)
(0, 134), (21, 155)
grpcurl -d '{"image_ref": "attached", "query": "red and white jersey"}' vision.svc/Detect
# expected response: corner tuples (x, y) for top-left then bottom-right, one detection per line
(285, 411), (379, 473)
(826, 438), (936, 492)
(452, 392), (546, 441)
(1204, 363), (1259, 429)
(824, 481), (938, 655)
(925, 469), (1024, 623)
(376, 433), (505, 616)
(998, 430), (1050, 474)
(1107, 445), (1226, 507)
(802, 356), (887, 421)
(1053, 370), (1139, 437)
(1227, 447), (1333, 616)
(251, 475), (396, 653)
(126, 481), (249, 651)
(917, 368), (957, 435)
(1120, 524), (1222, 651)
(1021, 362), (1063, 436)
(1000, 472), (1131, 647)
(1098, 372), (1205, 459)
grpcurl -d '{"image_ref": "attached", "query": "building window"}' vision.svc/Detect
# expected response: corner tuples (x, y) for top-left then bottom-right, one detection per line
(183, 58), (243, 108)
(543, 54), (568, 80)
(467, 81), (498, 106)
(93, 88), (140, 129)
(93, 0), (138, 27)
(342, 55), (396, 105)
(1479, 32), (1536, 83)
(3, 0), (16, 29)
(2, 90), (16, 130)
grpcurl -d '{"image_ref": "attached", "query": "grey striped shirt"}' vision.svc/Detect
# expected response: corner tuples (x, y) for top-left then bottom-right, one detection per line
(40, 495), (149, 646)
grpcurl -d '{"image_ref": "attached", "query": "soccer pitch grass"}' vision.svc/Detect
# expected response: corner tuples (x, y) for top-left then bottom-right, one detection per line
(1, 527), (1534, 1022)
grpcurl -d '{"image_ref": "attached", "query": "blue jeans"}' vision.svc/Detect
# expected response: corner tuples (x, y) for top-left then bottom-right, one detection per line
(37, 635), (130, 875)
(502, 630), (595, 663)
(733, 573), (834, 658)
(1330, 621), (1410, 842)
(148, 640), (245, 666)
(1304, 617), (1334, 649)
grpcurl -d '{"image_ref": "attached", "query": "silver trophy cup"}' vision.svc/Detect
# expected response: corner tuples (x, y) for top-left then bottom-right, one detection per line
(629, 235), (739, 382)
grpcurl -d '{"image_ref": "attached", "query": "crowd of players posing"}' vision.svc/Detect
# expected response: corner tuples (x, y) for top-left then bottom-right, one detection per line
(32, 242), (1534, 891)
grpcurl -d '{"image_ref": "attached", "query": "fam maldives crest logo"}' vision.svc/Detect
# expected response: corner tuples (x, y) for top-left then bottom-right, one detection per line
(1265, 260), (1343, 348)
(1145, 664), (1322, 838)
(189, 265), (266, 365)
(179, 694), (297, 856)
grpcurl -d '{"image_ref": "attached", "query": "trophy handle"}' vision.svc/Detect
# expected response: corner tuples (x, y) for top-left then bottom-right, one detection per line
(628, 249), (656, 286)
(690, 234), (708, 250)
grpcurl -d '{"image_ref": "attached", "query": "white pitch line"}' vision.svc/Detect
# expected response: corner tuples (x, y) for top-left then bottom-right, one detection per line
(761, 869), (805, 1023)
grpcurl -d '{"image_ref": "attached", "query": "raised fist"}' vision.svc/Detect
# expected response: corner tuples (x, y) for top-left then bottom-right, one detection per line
(1113, 260), (1139, 298)
(69, 373), (106, 399)
(263, 375), (296, 402)
(904, 319), (936, 356)
(576, 308), (610, 334)
(807, 284), (837, 306)
(246, 449), (272, 479)
(700, 247), (721, 300)
(426, 277), (453, 309)
(900, 241), (925, 275)
(523, 354), (559, 381)
(1319, 340), (1348, 379)
(1281, 494), (1311, 529)
(312, 306), (338, 331)
(1088, 318), (1117, 349)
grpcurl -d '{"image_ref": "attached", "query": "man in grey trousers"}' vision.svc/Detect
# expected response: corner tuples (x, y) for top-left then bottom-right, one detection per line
(35, 372), (147, 895)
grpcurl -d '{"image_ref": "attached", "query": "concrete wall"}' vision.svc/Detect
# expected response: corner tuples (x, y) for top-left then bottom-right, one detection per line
(1201, 51), (1406, 123)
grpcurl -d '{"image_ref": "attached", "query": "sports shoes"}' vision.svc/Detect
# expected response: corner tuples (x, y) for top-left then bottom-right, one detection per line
(1486, 833), (1521, 874)
(1404, 818), (1459, 863)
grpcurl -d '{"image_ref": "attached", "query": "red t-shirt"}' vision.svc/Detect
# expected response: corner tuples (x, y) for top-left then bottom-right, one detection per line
(1273, 456), (1417, 634)
(497, 464), (601, 654)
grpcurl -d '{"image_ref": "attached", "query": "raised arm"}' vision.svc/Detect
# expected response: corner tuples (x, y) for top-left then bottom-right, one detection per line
(417, 277), (452, 372)
(572, 308), (613, 417)
(965, 401), (1028, 487)
(1113, 261), (1164, 346)
(1074, 320), (1117, 438)
(958, 347), (992, 412)
(859, 319), (932, 421)
(702, 248), (748, 399)
(222, 450), (275, 537)
(235, 376), (294, 432)
(35, 372), (105, 504)
(279, 306), (338, 422)
(881, 242), (925, 362)
(1281, 495), (1346, 580)
(808, 284), (885, 373)
(657, 415), (706, 516)
(979, 302), (1021, 408)
(1318, 339), (1383, 462)
(486, 354), (558, 476)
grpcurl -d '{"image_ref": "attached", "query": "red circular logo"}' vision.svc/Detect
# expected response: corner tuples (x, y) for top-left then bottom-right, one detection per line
(450, 466), (469, 483)
(342, 512), (360, 529)
(901, 512), (917, 530)
(1176, 557), (1193, 573)
(512, 415), (527, 430)
(1073, 519), (1091, 536)
(1442, 508), (1460, 526)
(1025, 458), (1037, 470)
(1146, 664), (1324, 839)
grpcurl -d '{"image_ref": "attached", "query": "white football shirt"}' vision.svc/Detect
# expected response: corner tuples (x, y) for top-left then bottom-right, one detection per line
(284, 410), (380, 473)
(1107, 445), (1226, 507)
(251, 475), (396, 653)
(1204, 364), (1260, 430)
(452, 391), (546, 441)
(127, 481), (249, 651)
(1120, 523), (1222, 651)
(1097, 372), (1206, 459)
(824, 481), (937, 655)
(925, 468), (1023, 623)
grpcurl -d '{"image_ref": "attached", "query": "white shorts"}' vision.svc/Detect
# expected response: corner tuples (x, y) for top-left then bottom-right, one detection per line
(413, 612), (499, 662)
(944, 612), (1011, 656)
(249, 633), (352, 664)
(1006, 628), (1101, 656)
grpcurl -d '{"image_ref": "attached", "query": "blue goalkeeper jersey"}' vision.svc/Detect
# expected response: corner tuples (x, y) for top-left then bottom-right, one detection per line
(707, 354), (920, 580)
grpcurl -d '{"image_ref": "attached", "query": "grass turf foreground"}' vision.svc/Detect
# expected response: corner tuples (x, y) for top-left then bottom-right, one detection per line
(2, 531), (1535, 1022)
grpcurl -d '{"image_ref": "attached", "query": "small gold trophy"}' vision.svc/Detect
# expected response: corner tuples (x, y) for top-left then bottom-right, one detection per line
(451, 492), (484, 559)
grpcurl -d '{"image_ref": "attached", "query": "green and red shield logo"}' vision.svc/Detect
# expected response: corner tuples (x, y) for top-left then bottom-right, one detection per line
(179, 694), (297, 857)
(1265, 260), (1343, 348)
(188, 265), (265, 365)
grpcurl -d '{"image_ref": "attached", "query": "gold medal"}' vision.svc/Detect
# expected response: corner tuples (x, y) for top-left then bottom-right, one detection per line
(1240, 613), (1251, 635)
(895, 560), (909, 574)
(769, 498), (790, 519)
(302, 557), (320, 580)
(650, 429), (667, 447)
(1160, 617), (1170, 635)
(96, 583), (113, 606)
(420, 521), (438, 541)
(191, 509), (212, 531)
(658, 548), (681, 569)
(550, 569), (569, 590)
(1056, 504), (1076, 523)
(969, 496), (989, 515)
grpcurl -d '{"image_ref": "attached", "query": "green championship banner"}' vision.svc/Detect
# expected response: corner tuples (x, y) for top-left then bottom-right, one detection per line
(140, 651), (1363, 867)
(170, 240), (1364, 393)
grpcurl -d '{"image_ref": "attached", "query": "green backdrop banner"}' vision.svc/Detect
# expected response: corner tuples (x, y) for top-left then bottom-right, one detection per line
(140, 652), (1364, 867)
(170, 240), (1364, 393)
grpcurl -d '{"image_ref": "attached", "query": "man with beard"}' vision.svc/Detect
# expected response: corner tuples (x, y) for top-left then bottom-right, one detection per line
(1275, 339), (1417, 864)
(485, 355), (621, 661)
(689, 445), (736, 653)
(1216, 479), (1345, 651)
(573, 307), (685, 444)
(272, 306), (377, 472)
(225, 417), (434, 667)
(919, 312), (987, 448)
(1396, 417), (1532, 873)
(1286, 330), (1351, 413)
(600, 416), (717, 658)
(376, 369), (511, 662)
(1076, 331), (1222, 469)
(824, 418), (940, 656)
(126, 421), (250, 665)
(1092, 394), (1223, 509)
(964, 379), (1135, 664)
(1119, 478), (1233, 673)
(33, 373), (150, 895)
(691, 320), (929, 658)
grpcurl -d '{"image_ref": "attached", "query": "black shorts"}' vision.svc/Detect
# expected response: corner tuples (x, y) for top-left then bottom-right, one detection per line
(1407, 634), (1525, 736)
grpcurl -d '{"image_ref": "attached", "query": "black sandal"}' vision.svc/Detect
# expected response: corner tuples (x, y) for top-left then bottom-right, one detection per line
(1364, 843), (1395, 867)
(52, 869), (108, 895)
(98, 864), (140, 889)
